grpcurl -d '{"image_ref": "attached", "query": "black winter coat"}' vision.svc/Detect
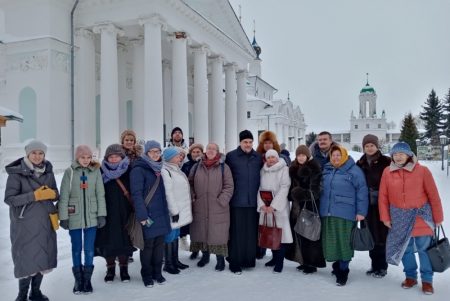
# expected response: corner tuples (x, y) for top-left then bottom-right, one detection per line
(95, 168), (134, 258)
(356, 151), (391, 245)
(285, 159), (325, 267)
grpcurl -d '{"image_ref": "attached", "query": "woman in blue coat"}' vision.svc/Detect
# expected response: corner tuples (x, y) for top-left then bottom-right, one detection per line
(320, 145), (368, 286)
(130, 140), (171, 288)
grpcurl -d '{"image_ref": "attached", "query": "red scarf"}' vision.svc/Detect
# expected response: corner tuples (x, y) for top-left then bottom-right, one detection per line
(203, 154), (221, 169)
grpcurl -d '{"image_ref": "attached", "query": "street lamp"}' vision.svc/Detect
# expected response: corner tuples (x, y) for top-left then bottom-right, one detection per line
(439, 135), (448, 171)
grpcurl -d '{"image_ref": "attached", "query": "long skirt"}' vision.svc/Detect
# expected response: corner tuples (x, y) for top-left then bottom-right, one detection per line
(322, 216), (354, 262)
(228, 207), (258, 269)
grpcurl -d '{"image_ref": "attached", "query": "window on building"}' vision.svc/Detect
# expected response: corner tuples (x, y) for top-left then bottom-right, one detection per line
(378, 124), (381, 129)
(126, 100), (133, 129)
(19, 87), (37, 142)
(354, 125), (358, 129)
(247, 111), (251, 118)
(366, 123), (370, 129)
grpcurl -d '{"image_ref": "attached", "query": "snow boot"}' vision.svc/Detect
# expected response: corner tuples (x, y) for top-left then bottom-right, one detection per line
(336, 269), (350, 286)
(15, 277), (31, 301)
(174, 240), (189, 269)
(215, 255), (225, 271)
(197, 251), (210, 267)
(72, 266), (84, 294)
(120, 265), (130, 282)
(163, 243), (180, 274)
(28, 273), (49, 301)
(189, 251), (199, 260)
(104, 265), (115, 283)
(331, 261), (339, 275)
(264, 257), (276, 267)
(83, 265), (94, 294)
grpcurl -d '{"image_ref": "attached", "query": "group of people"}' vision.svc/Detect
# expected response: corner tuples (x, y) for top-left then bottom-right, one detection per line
(4, 127), (444, 300)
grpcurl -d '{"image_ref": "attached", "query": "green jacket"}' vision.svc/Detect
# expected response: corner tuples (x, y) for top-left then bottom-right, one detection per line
(59, 161), (106, 229)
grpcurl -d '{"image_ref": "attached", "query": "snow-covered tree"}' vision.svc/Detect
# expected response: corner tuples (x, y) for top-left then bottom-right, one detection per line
(400, 112), (420, 154)
(305, 132), (317, 147)
(420, 89), (443, 145)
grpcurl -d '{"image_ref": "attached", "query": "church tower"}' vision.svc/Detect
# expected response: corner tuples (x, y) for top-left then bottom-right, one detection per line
(359, 73), (377, 118)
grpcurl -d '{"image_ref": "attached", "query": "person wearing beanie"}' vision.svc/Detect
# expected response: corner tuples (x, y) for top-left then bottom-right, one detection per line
(59, 145), (106, 294)
(120, 130), (143, 162)
(167, 127), (188, 150)
(379, 142), (443, 295)
(356, 134), (391, 278)
(320, 145), (368, 286)
(256, 131), (290, 167)
(225, 130), (263, 274)
(285, 144), (325, 274)
(257, 146), (292, 273)
(96, 143), (134, 284)
(161, 147), (192, 274)
(4, 140), (59, 301)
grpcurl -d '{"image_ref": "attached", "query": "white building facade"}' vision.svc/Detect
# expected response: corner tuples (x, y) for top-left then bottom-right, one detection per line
(0, 0), (256, 169)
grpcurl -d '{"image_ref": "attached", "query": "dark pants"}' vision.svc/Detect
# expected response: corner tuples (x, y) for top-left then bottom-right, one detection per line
(69, 227), (97, 267)
(140, 235), (165, 283)
(369, 244), (388, 271)
(228, 207), (258, 269)
(180, 225), (190, 238)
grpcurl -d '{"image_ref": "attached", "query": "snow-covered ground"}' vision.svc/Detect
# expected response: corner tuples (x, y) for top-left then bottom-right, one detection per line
(0, 159), (448, 301)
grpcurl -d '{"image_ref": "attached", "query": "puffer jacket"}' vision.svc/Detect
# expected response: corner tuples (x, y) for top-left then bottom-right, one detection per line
(320, 157), (368, 221)
(161, 162), (193, 229)
(59, 161), (106, 229)
(379, 157), (443, 236)
(4, 158), (58, 278)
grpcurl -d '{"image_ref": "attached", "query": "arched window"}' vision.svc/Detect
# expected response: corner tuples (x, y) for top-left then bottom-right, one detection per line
(126, 100), (133, 129)
(18, 87), (37, 142)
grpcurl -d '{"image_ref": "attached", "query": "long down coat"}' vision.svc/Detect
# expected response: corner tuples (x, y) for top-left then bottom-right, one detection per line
(189, 157), (234, 245)
(4, 158), (59, 278)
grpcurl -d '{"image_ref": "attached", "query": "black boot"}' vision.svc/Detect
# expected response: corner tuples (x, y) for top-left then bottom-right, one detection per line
(72, 266), (84, 294)
(273, 246), (285, 273)
(83, 265), (94, 294)
(15, 277), (31, 301)
(104, 265), (115, 283)
(174, 240), (189, 269)
(119, 265), (130, 282)
(215, 255), (225, 271)
(331, 261), (339, 275)
(336, 269), (350, 286)
(28, 273), (49, 301)
(197, 251), (210, 267)
(264, 257), (276, 267)
(163, 243), (180, 274)
(189, 251), (199, 260)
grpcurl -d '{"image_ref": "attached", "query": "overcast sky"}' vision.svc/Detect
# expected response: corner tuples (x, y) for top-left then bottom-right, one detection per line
(229, 0), (450, 133)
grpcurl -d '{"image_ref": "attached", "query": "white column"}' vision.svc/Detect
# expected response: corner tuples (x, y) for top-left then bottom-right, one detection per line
(171, 32), (189, 145)
(192, 46), (209, 146)
(236, 70), (248, 132)
(162, 59), (172, 143)
(93, 24), (123, 155)
(140, 16), (165, 142)
(117, 42), (128, 132)
(210, 57), (224, 149)
(225, 63), (237, 152)
(132, 39), (144, 138)
(74, 28), (96, 147)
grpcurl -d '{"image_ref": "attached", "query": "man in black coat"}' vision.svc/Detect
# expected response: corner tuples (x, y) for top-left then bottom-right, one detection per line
(309, 131), (338, 170)
(225, 130), (263, 274)
(356, 134), (391, 278)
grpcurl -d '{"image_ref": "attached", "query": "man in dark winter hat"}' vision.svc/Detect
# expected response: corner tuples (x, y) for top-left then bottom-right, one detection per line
(225, 130), (263, 274)
(168, 127), (188, 150)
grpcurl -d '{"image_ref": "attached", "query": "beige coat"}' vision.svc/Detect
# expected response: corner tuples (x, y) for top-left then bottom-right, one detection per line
(189, 158), (234, 245)
(257, 160), (293, 244)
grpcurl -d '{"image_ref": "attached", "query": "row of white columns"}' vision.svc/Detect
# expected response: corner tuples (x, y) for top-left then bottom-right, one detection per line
(77, 18), (248, 155)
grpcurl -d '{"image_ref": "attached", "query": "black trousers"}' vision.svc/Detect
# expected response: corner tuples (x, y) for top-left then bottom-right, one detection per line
(228, 207), (258, 269)
(140, 235), (165, 282)
(369, 244), (388, 271)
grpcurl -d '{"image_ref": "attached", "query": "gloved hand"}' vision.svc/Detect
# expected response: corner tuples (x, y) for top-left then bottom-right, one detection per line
(172, 214), (179, 223)
(60, 220), (69, 230)
(97, 216), (106, 228)
(34, 186), (57, 201)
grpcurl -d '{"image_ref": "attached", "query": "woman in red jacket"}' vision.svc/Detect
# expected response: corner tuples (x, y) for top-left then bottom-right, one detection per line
(379, 142), (443, 295)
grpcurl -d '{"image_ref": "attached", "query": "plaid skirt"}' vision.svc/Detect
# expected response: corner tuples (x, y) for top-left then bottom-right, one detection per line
(322, 217), (355, 262)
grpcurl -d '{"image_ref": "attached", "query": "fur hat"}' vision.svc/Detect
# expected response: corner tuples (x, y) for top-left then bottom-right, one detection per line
(239, 130), (254, 142)
(295, 145), (311, 158)
(144, 140), (161, 154)
(120, 129), (137, 144)
(163, 147), (180, 162)
(265, 149), (279, 160)
(75, 145), (93, 160)
(104, 144), (125, 160)
(25, 140), (47, 156)
(189, 143), (204, 154)
(362, 134), (379, 149)
(390, 142), (414, 157)
(257, 131), (281, 154)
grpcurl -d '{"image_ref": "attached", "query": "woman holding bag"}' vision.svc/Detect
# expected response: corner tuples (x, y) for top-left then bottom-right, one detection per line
(257, 149), (292, 273)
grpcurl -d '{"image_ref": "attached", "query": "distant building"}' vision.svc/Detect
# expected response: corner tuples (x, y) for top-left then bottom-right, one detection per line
(332, 78), (400, 151)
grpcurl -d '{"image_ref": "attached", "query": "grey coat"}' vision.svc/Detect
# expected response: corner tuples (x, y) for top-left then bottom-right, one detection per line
(189, 157), (234, 245)
(4, 158), (59, 278)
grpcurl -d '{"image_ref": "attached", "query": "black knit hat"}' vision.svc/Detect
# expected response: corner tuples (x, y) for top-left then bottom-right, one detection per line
(239, 130), (253, 142)
(171, 127), (183, 137)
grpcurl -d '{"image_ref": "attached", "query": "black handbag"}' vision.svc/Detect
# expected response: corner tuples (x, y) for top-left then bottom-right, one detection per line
(351, 220), (374, 251)
(426, 225), (450, 273)
(294, 191), (321, 241)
